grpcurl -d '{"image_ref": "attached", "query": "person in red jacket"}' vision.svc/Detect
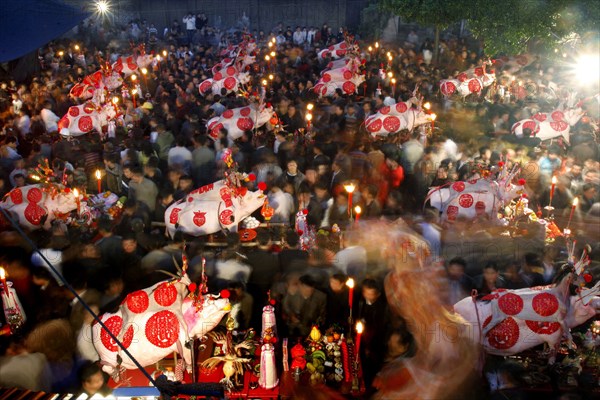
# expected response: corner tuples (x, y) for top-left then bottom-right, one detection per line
(377, 153), (404, 206)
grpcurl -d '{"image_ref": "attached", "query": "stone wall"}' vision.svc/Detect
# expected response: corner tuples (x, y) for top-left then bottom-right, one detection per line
(129, 0), (368, 32)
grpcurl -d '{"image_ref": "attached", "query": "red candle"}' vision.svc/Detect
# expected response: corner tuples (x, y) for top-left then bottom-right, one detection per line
(95, 170), (102, 193)
(355, 321), (364, 363)
(549, 175), (557, 206)
(354, 206), (361, 223)
(567, 197), (578, 228)
(73, 188), (80, 216)
(344, 183), (355, 217)
(346, 278), (354, 310)
(0, 267), (7, 291)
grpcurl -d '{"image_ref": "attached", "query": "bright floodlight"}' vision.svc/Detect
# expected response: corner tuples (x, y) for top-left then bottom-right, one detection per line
(97, 1), (109, 14)
(574, 54), (600, 85)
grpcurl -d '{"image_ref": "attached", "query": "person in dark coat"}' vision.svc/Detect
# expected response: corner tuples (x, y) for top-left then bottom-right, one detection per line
(246, 231), (280, 330)
(355, 279), (390, 389)
(326, 273), (350, 331)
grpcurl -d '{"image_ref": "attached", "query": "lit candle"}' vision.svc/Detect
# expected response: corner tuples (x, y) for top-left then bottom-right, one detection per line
(0, 267), (7, 291)
(354, 205), (361, 223)
(305, 113), (312, 129)
(95, 169), (102, 193)
(549, 175), (557, 207)
(430, 113), (437, 131)
(391, 77), (396, 97)
(73, 188), (80, 216)
(344, 183), (356, 218)
(355, 321), (364, 363)
(346, 278), (354, 311)
(567, 197), (578, 228)
(131, 88), (137, 108)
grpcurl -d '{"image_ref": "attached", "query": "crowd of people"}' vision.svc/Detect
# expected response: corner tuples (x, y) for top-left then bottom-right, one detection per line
(0, 10), (598, 399)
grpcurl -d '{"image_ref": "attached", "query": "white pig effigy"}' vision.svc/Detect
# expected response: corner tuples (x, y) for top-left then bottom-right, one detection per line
(85, 256), (231, 378)
(165, 155), (267, 237)
(455, 251), (600, 361)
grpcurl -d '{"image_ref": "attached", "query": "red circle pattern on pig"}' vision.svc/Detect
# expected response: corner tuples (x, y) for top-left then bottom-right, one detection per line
(395, 102), (407, 113)
(237, 117), (254, 131)
(10, 188), (23, 204)
(487, 316), (519, 349)
(219, 209), (234, 225)
(224, 77), (237, 90)
(78, 116), (93, 132)
(525, 320), (561, 335)
(169, 208), (181, 224)
(383, 116), (400, 132)
(145, 310), (180, 348)
(193, 211), (206, 227)
(125, 290), (150, 314)
(468, 79), (481, 93)
(367, 119), (382, 133)
(153, 283), (178, 307)
(452, 182), (465, 192)
(342, 81), (355, 94)
(240, 107), (251, 117)
(532, 293), (559, 317)
(101, 315), (134, 352)
(458, 194), (474, 208)
(447, 205), (459, 220)
(498, 293), (524, 315)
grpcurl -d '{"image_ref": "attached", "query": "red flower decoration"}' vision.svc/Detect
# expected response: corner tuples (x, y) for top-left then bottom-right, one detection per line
(269, 299), (276, 306)
(188, 283), (197, 293)
(498, 161), (505, 167)
(258, 182), (267, 191)
(518, 179), (526, 186)
(584, 273), (593, 283)
(248, 173), (256, 181)
(63, 188), (71, 193)
(302, 209), (308, 215)
(521, 193), (528, 199)
(220, 289), (231, 299)
(297, 229), (304, 235)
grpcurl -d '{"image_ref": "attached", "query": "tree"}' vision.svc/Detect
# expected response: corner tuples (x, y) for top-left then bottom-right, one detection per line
(380, 0), (600, 57)
(380, 0), (467, 62)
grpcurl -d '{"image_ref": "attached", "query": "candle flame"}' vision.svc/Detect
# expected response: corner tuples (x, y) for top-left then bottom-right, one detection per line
(343, 183), (356, 193)
(0, 267), (5, 280)
(112, 96), (119, 104)
(268, 74), (274, 80)
(356, 321), (364, 334)
(270, 51), (276, 57)
(74, 44), (80, 51)
(431, 114), (437, 121)
(346, 278), (355, 289)
(307, 103), (314, 111)
(305, 113), (313, 121)
(162, 50), (167, 57)
(551, 176), (558, 185)
(265, 55), (270, 61)
(141, 68), (148, 75)
(131, 74), (137, 81)
(572, 197), (579, 207)
(95, 169), (101, 180)
(391, 78), (396, 84)
(73, 188), (79, 198)
(375, 42), (379, 48)
(354, 205), (362, 214)
(423, 102), (431, 110)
